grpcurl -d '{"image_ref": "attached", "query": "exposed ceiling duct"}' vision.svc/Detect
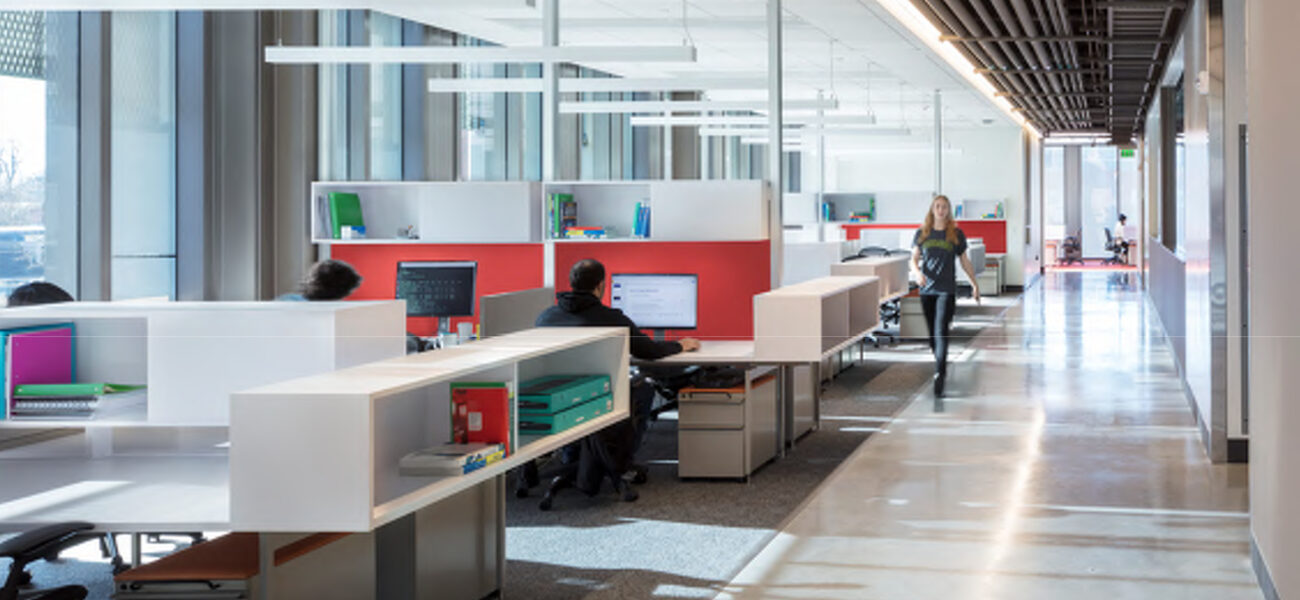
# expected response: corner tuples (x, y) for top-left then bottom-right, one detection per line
(912, 0), (1186, 143)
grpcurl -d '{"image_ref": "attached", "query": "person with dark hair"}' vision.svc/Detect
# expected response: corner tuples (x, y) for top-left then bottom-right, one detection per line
(536, 258), (699, 358)
(526, 259), (699, 502)
(1114, 213), (1130, 262)
(279, 259), (362, 302)
(7, 281), (74, 307)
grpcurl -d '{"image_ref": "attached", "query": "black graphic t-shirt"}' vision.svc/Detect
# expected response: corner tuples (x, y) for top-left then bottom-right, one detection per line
(912, 227), (968, 295)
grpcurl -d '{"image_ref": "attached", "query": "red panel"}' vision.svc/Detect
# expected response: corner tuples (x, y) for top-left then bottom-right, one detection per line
(843, 219), (1007, 253)
(332, 244), (546, 337)
(553, 241), (770, 341)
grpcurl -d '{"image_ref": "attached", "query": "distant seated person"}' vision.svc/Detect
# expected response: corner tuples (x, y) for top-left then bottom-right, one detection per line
(277, 259), (362, 302)
(1113, 213), (1131, 258)
(7, 281), (74, 307)
(536, 259), (700, 358)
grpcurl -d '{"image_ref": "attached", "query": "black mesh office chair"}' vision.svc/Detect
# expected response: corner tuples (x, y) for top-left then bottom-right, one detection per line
(0, 522), (93, 600)
(842, 246), (891, 262)
(1103, 228), (1127, 265)
(1059, 231), (1084, 266)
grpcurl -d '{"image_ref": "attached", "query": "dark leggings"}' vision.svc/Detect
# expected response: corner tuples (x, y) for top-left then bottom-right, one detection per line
(921, 293), (957, 376)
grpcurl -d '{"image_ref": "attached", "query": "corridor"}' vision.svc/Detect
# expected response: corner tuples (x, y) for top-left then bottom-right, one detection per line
(721, 272), (1257, 599)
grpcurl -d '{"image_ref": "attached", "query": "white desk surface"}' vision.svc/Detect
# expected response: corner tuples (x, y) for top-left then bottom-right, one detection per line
(0, 435), (229, 532)
(638, 338), (869, 366)
(639, 340), (757, 364)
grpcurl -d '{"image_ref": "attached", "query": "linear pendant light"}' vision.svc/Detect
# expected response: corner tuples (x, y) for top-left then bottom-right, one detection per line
(558, 98), (839, 114)
(266, 45), (696, 65)
(424, 76), (769, 94)
(629, 114), (900, 128)
(699, 127), (912, 138)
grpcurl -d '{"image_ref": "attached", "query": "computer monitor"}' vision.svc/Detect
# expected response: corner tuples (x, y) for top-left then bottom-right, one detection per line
(608, 273), (698, 331)
(396, 261), (477, 333)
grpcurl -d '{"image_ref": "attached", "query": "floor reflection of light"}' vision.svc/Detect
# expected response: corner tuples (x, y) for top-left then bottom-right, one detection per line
(977, 407), (1046, 599)
(0, 481), (130, 520)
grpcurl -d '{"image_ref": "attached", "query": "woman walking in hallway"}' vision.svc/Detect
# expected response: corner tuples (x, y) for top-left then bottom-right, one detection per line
(911, 195), (980, 396)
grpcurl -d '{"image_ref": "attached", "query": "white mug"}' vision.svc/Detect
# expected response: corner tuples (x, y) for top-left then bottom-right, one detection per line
(457, 322), (474, 340)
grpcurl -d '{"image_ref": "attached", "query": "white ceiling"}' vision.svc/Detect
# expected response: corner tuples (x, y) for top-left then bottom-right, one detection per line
(12, 0), (1014, 128)
(384, 0), (1014, 129)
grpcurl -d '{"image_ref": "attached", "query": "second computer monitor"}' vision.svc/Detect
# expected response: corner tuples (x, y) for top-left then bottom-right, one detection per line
(396, 261), (477, 319)
(609, 273), (698, 330)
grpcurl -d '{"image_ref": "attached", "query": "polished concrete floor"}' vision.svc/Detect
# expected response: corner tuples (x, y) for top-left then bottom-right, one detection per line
(721, 272), (1258, 599)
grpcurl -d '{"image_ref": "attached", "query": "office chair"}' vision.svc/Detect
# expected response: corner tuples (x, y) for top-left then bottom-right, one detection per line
(515, 375), (672, 510)
(0, 522), (93, 600)
(1059, 231), (1084, 266)
(1103, 228), (1127, 265)
(842, 246), (891, 262)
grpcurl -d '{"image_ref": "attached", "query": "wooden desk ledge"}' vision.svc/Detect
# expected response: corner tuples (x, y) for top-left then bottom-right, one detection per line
(113, 532), (353, 582)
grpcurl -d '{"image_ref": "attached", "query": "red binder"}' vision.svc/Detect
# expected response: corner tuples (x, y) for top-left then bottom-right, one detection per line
(451, 383), (512, 454)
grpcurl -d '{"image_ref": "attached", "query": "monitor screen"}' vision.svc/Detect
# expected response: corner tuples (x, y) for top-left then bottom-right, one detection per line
(608, 273), (698, 330)
(396, 261), (477, 318)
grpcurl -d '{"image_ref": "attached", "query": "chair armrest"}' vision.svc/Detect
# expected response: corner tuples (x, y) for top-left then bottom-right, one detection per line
(0, 522), (93, 562)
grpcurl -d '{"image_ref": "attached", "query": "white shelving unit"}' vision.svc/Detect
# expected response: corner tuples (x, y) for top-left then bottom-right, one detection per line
(542, 180), (769, 241)
(230, 326), (630, 532)
(310, 181), (542, 245)
(831, 255), (911, 299)
(752, 276), (880, 362)
(0, 301), (405, 427)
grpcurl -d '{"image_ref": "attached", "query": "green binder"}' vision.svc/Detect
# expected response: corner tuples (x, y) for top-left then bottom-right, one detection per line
(14, 383), (145, 397)
(328, 192), (365, 239)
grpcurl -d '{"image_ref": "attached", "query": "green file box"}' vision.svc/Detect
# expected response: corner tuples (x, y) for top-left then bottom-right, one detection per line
(518, 374), (611, 414)
(518, 393), (613, 435)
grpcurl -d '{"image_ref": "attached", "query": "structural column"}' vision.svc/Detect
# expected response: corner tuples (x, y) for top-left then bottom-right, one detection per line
(766, 0), (783, 287)
(1246, 0), (1300, 598)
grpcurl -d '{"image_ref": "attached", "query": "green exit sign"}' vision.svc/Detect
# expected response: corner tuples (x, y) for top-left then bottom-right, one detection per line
(1120, 148), (1136, 158)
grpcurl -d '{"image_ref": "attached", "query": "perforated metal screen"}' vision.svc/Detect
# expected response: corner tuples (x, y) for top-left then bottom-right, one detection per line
(0, 11), (44, 80)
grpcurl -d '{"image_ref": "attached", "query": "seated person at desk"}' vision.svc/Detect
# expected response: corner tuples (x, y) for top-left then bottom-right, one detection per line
(531, 259), (699, 493)
(7, 281), (74, 307)
(535, 258), (700, 357)
(277, 259), (362, 301)
(1113, 213), (1131, 259)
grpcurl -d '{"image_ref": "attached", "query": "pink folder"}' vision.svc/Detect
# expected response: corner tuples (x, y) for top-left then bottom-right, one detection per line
(8, 326), (74, 396)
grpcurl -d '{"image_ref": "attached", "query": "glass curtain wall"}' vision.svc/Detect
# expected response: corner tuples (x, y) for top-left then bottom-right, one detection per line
(1081, 146), (1118, 256)
(1044, 146), (1065, 240)
(0, 11), (78, 302)
(110, 11), (177, 300)
(1118, 149), (1139, 241)
(368, 12), (402, 180)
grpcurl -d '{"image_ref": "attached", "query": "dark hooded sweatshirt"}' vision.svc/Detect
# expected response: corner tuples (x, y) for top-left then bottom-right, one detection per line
(535, 291), (683, 360)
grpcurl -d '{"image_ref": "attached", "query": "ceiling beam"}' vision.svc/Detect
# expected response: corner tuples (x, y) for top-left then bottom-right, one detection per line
(940, 35), (1171, 44)
(1097, 1), (1187, 9)
(976, 67), (1107, 75)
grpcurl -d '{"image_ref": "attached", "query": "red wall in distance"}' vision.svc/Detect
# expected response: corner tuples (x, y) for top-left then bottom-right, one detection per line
(332, 243), (546, 337)
(843, 219), (1007, 253)
(553, 241), (770, 341)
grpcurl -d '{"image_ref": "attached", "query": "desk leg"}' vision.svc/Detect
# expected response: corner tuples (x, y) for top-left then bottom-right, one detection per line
(777, 366), (788, 459)
(495, 473), (506, 598)
(811, 360), (821, 432)
(256, 533), (273, 600)
(131, 532), (143, 568)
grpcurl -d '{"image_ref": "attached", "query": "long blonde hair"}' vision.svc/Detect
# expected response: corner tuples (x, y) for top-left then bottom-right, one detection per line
(920, 195), (959, 245)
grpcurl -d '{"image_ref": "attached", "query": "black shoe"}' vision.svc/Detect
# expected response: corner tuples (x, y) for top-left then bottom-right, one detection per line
(934, 372), (946, 397)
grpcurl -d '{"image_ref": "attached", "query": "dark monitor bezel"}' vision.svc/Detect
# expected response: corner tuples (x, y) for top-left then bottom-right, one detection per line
(608, 272), (699, 331)
(395, 260), (478, 318)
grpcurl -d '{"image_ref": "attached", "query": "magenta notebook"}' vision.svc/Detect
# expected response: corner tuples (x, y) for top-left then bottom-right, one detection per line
(8, 327), (74, 396)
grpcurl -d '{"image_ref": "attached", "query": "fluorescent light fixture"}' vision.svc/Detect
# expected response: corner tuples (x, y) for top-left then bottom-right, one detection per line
(698, 127), (913, 138)
(558, 98), (839, 114)
(630, 115), (902, 128)
(873, 0), (1037, 137)
(266, 45), (697, 65)
(427, 78), (544, 93)
(558, 77), (767, 93)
